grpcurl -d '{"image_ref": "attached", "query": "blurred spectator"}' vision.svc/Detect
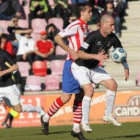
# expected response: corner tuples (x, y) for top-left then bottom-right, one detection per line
(71, 0), (87, 3)
(46, 24), (60, 46)
(102, 1), (122, 37)
(16, 31), (35, 66)
(7, 17), (32, 50)
(0, 34), (15, 56)
(29, 0), (52, 28)
(89, 0), (106, 26)
(0, 0), (25, 20)
(52, 0), (71, 28)
(34, 31), (54, 61)
(46, 23), (69, 49)
(113, 0), (127, 23)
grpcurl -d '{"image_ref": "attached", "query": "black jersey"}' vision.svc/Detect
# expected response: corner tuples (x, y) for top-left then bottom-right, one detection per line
(75, 30), (123, 69)
(0, 49), (16, 87)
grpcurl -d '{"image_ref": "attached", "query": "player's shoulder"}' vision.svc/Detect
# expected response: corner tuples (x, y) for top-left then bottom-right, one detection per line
(68, 20), (82, 28)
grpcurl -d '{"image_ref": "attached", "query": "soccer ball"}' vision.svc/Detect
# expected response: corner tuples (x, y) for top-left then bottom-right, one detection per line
(111, 48), (127, 63)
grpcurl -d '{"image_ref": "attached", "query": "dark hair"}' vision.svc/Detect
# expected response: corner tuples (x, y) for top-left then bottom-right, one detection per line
(46, 24), (57, 31)
(76, 2), (92, 18)
(0, 34), (8, 45)
(1, 34), (8, 39)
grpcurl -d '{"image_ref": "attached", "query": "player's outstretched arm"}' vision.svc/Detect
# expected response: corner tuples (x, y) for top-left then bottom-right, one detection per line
(122, 62), (129, 81)
(0, 64), (18, 77)
(78, 50), (108, 63)
(55, 34), (78, 60)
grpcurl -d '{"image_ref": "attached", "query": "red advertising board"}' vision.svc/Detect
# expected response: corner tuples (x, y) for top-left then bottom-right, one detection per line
(0, 90), (140, 128)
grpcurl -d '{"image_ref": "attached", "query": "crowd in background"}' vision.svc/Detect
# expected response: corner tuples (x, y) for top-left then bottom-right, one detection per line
(0, 0), (130, 129)
(0, 0), (129, 88)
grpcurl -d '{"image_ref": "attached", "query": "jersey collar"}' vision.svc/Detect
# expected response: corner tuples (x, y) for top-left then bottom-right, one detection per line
(78, 18), (87, 25)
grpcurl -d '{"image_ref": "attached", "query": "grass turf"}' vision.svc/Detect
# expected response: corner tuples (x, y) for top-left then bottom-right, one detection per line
(0, 122), (140, 140)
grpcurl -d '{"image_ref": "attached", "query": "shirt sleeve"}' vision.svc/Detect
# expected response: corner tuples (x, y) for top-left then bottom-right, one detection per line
(59, 23), (78, 38)
(112, 35), (123, 49)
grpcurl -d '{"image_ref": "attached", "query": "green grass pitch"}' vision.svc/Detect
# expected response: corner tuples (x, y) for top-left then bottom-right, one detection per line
(0, 122), (140, 140)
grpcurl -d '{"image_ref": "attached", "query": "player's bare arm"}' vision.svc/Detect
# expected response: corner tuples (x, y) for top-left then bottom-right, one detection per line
(55, 34), (78, 60)
(124, 68), (129, 81)
(0, 64), (18, 77)
(121, 61), (129, 81)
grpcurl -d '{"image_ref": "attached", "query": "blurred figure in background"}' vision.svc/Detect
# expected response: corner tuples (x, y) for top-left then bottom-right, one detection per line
(8, 17), (32, 51)
(16, 31), (35, 66)
(29, 0), (52, 28)
(102, 1), (122, 37)
(0, 34), (15, 56)
(0, 0), (24, 20)
(34, 31), (54, 61)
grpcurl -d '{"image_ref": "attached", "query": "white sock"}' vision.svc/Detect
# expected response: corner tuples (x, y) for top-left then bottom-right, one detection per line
(72, 123), (80, 132)
(82, 96), (91, 124)
(43, 113), (50, 122)
(22, 104), (36, 112)
(36, 106), (45, 116)
(22, 104), (45, 115)
(105, 90), (116, 116)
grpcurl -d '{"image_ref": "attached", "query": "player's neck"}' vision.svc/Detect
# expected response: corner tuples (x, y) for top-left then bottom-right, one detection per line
(80, 18), (87, 23)
(100, 29), (108, 37)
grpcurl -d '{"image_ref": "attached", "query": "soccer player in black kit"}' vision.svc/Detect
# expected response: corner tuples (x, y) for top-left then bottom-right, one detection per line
(0, 48), (45, 118)
(71, 14), (129, 127)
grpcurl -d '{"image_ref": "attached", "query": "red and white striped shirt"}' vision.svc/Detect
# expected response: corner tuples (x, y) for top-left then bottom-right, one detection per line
(59, 19), (89, 60)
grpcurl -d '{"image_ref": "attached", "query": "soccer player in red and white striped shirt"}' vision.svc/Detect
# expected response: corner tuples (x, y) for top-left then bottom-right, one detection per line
(41, 2), (93, 140)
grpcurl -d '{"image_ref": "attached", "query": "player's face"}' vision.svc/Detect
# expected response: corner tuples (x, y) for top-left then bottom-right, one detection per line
(81, 6), (93, 22)
(104, 18), (115, 35)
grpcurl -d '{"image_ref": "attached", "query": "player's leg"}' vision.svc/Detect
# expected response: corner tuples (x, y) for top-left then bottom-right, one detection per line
(21, 104), (45, 116)
(2, 113), (11, 128)
(42, 93), (72, 122)
(72, 92), (83, 133)
(71, 90), (91, 140)
(92, 66), (121, 126)
(81, 83), (94, 132)
(41, 93), (72, 135)
(100, 79), (121, 126)
(4, 85), (45, 115)
(71, 63), (93, 132)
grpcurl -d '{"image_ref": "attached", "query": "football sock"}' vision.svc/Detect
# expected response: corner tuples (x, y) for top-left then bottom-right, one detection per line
(22, 104), (45, 115)
(105, 90), (116, 116)
(82, 96), (91, 124)
(43, 97), (64, 122)
(72, 100), (82, 132)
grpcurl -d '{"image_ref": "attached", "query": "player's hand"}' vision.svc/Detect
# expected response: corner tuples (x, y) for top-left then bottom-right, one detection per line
(95, 51), (108, 63)
(125, 68), (129, 81)
(68, 49), (78, 60)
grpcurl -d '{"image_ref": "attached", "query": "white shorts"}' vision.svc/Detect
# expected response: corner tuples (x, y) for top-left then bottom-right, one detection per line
(71, 62), (112, 86)
(0, 84), (21, 106)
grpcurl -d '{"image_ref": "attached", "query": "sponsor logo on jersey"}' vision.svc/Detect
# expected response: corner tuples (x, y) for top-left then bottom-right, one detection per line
(81, 42), (89, 49)
(96, 41), (102, 46)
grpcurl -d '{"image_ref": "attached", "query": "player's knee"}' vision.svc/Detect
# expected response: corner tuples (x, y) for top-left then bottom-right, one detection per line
(107, 79), (117, 91)
(61, 94), (72, 104)
(85, 87), (94, 97)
